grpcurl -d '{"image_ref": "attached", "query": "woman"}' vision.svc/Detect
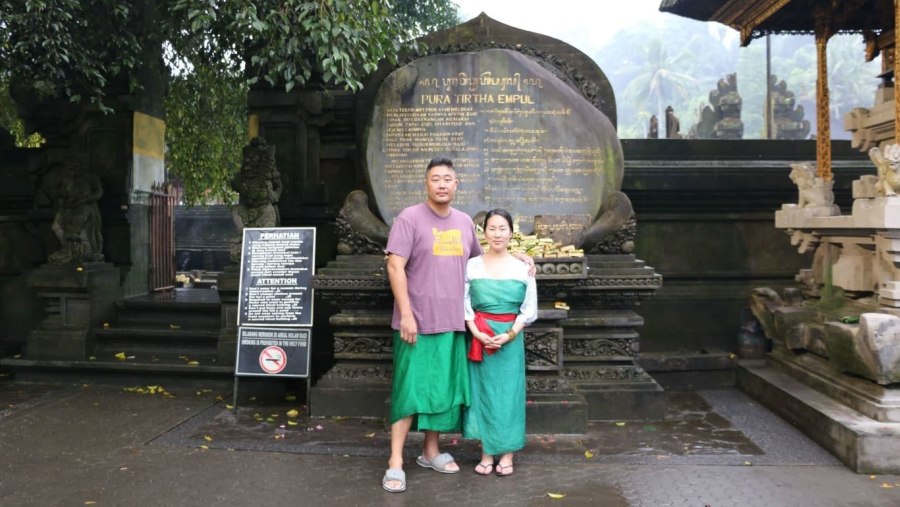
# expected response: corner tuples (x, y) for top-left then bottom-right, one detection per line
(463, 209), (537, 477)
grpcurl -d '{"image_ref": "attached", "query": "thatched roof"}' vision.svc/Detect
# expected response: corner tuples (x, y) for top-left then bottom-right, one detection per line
(660, 0), (894, 45)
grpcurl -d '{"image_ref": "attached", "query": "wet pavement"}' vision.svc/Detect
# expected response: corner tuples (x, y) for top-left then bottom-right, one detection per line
(1, 378), (899, 506)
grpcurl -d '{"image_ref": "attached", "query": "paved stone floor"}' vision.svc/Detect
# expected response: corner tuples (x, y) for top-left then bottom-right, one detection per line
(1, 379), (899, 506)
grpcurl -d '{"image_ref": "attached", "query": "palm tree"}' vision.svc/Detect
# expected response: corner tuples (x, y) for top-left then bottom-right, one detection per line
(621, 37), (700, 130)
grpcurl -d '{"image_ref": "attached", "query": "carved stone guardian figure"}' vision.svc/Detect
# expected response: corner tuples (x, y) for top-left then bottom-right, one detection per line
(40, 161), (104, 264)
(788, 162), (837, 211)
(230, 137), (282, 262)
(868, 144), (900, 197)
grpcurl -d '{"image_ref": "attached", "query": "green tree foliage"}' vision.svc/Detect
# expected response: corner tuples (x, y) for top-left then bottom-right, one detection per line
(597, 16), (879, 140)
(620, 38), (700, 132)
(165, 66), (247, 205)
(0, 0), (459, 203)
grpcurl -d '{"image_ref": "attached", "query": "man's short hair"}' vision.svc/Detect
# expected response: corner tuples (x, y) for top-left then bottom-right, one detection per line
(426, 156), (454, 175)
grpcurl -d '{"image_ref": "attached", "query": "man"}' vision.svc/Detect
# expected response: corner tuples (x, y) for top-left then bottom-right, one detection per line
(381, 157), (481, 493)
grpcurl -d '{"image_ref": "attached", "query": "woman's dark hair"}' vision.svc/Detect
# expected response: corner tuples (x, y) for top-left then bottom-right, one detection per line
(483, 208), (514, 231)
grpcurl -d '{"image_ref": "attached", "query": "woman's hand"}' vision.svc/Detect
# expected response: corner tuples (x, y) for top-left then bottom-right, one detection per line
(486, 332), (512, 349)
(472, 330), (493, 345)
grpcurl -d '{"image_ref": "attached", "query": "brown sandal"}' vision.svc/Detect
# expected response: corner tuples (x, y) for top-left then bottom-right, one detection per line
(495, 463), (514, 477)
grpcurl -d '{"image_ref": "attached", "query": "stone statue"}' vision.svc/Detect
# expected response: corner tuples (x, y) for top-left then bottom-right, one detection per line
(647, 115), (659, 139)
(40, 161), (104, 264)
(868, 144), (900, 197)
(789, 162), (835, 208)
(336, 190), (390, 255)
(665, 106), (682, 139)
(769, 76), (810, 140)
(230, 137), (282, 262)
(690, 74), (743, 139)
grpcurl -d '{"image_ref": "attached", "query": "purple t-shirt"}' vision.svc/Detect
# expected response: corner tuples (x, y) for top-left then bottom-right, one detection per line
(386, 203), (482, 334)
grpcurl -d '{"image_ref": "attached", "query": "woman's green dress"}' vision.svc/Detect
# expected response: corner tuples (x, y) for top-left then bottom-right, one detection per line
(463, 278), (527, 455)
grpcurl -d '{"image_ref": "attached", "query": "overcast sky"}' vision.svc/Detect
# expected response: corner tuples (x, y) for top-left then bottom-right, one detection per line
(454, 0), (676, 56)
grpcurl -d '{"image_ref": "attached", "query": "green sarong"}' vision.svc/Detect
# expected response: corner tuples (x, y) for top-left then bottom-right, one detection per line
(462, 278), (527, 455)
(390, 330), (470, 431)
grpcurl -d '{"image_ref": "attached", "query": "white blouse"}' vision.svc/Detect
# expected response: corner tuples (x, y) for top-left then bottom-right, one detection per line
(463, 255), (538, 328)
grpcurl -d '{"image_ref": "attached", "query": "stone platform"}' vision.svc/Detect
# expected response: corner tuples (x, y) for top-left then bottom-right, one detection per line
(311, 254), (663, 432)
(738, 351), (900, 474)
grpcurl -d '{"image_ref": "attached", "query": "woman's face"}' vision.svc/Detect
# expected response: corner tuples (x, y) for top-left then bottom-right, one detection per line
(484, 214), (511, 252)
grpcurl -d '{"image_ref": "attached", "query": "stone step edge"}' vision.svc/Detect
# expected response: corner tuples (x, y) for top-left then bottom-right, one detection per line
(737, 362), (900, 474)
(0, 357), (232, 376)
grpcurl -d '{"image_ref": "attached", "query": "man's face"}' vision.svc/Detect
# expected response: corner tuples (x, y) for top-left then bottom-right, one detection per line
(425, 164), (458, 205)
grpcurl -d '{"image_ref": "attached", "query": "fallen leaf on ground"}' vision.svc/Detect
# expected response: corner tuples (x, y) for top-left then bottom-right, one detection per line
(187, 361), (199, 366)
(547, 492), (566, 499)
(285, 394), (297, 401)
(365, 432), (376, 438)
(199, 445), (209, 450)
(286, 409), (299, 418)
(880, 483), (894, 489)
(615, 422), (626, 427)
(169, 324), (180, 329)
(114, 352), (127, 360)
(203, 435), (213, 442)
(225, 404), (234, 410)
(84, 502), (96, 505)
(743, 461), (753, 466)
(287, 421), (299, 426)
(584, 450), (594, 459)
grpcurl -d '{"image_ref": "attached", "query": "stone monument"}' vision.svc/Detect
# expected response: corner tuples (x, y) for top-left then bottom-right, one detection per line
(313, 15), (662, 431)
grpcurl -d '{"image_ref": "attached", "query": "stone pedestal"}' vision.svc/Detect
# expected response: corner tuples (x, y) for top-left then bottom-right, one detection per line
(26, 262), (119, 360)
(311, 254), (663, 432)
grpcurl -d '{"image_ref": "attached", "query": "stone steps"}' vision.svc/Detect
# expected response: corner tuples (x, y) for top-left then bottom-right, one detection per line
(738, 360), (900, 474)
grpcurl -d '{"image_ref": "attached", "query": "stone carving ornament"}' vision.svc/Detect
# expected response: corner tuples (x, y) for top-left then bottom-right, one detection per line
(335, 190), (389, 255)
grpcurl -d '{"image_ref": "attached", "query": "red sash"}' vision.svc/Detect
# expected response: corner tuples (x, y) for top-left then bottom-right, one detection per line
(467, 311), (517, 362)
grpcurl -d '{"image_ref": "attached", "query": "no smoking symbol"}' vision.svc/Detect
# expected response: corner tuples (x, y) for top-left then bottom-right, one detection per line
(259, 346), (287, 374)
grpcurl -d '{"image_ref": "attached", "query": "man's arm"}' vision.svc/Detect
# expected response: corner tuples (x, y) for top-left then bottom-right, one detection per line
(386, 253), (417, 344)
